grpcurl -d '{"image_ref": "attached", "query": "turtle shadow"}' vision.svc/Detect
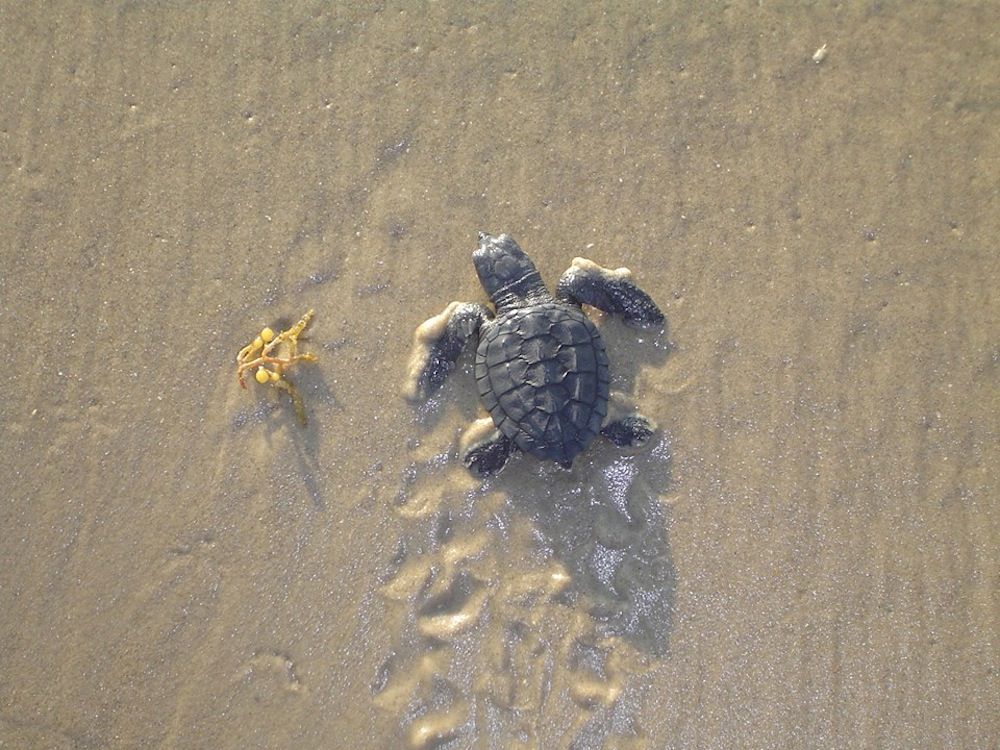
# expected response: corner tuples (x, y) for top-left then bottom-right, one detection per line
(597, 314), (672, 397)
(499, 432), (676, 657)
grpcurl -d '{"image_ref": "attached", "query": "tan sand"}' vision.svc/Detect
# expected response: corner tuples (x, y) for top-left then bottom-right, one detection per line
(1, 2), (997, 748)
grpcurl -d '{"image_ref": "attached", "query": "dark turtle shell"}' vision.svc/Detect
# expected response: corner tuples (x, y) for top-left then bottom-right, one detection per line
(475, 301), (610, 465)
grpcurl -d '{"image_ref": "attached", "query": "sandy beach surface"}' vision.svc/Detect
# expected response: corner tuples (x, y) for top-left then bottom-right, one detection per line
(2, 2), (998, 748)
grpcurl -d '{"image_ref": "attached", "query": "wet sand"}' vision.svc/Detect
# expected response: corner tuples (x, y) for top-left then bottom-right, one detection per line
(2, 2), (998, 748)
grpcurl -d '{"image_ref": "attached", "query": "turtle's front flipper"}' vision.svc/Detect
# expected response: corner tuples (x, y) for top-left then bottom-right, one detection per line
(460, 417), (514, 477)
(556, 258), (664, 326)
(404, 302), (492, 401)
(601, 391), (656, 448)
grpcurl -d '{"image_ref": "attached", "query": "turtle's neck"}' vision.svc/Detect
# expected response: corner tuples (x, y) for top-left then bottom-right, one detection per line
(491, 278), (552, 315)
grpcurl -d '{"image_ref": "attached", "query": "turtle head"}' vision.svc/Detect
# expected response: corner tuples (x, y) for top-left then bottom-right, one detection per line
(473, 232), (547, 309)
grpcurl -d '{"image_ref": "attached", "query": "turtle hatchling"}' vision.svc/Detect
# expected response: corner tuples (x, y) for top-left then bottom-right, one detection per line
(405, 232), (665, 477)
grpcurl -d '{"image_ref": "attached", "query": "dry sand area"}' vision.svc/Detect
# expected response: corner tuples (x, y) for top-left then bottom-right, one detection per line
(2, 2), (998, 748)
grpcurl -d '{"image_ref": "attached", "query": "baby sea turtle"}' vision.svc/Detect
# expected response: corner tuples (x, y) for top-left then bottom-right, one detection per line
(405, 232), (665, 477)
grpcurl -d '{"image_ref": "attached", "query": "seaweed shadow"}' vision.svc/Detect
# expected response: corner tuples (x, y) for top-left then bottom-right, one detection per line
(229, 351), (335, 512)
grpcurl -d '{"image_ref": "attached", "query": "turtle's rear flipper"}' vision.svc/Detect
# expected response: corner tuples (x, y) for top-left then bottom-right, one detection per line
(460, 417), (514, 477)
(404, 302), (492, 401)
(602, 414), (655, 448)
(556, 258), (664, 327)
(601, 391), (656, 448)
